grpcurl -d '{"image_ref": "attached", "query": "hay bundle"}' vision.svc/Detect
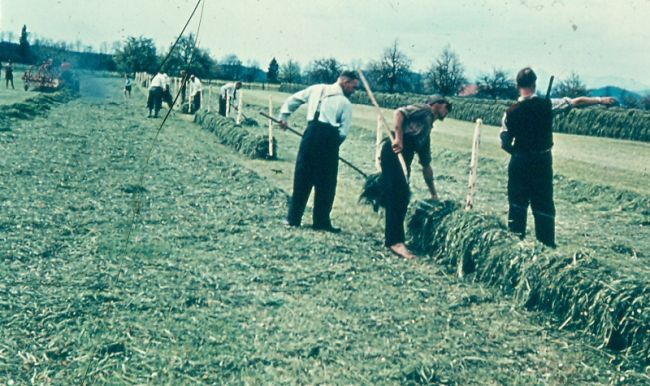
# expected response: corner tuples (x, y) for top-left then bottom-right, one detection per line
(407, 201), (650, 363)
(240, 117), (259, 127)
(195, 111), (277, 159)
(358, 173), (385, 212)
(0, 90), (74, 122)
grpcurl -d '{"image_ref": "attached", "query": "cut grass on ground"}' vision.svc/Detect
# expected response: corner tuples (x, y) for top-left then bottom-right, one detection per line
(1, 77), (648, 384)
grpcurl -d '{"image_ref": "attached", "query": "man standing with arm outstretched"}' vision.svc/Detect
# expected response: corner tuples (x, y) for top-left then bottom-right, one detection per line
(500, 67), (616, 247)
(278, 71), (359, 233)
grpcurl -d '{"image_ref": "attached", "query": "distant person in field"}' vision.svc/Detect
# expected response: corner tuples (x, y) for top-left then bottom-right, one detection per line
(500, 67), (616, 247)
(59, 58), (73, 84)
(189, 75), (203, 113)
(380, 95), (451, 259)
(5, 60), (14, 89)
(219, 81), (242, 116)
(147, 71), (166, 118)
(278, 70), (359, 233)
(124, 74), (133, 98)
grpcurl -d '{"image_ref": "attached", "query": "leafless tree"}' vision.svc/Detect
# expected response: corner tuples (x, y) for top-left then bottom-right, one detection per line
(425, 45), (467, 96)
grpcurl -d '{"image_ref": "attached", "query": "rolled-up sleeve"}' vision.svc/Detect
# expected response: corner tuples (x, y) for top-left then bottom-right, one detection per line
(279, 86), (314, 121)
(551, 97), (573, 115)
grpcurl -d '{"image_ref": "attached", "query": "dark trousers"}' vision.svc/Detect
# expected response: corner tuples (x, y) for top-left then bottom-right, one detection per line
(6, 76), (14, 89)
(191, 93), (201, 113)
(507, 152), (556, 246)
(287, 120), (340, 228)
(218, 96), (227, 116)
(146, 87), (163, 116)
(163, 87), (173, 108)
(380, 140), (412, 246)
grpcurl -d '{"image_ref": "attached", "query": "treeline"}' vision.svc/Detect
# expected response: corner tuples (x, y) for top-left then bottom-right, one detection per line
(0, 25), (116, 71)
(272, 39), (650, 111)
(113, 35), (266, 82)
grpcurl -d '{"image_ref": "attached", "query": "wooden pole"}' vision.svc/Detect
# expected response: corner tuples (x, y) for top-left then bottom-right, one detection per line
(465, 119), (483, 211)
(375, 114), (382, 172)
(357, 69), (409, 181)
(236, 91), (243, 125)
(268, 96), (274, 157)
(207, 85), (213, 113)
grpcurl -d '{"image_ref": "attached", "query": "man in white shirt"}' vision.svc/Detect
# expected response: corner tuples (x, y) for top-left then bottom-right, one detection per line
(278, 70), (359, 233)
(219, 81), (242, 116)
(147, 71), (166, 118)
(189, 75), (203, 113)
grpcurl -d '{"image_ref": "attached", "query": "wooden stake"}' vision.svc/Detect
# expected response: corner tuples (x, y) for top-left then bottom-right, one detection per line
(465, 119), (483, 211)
(268, 96), (274, 157)
(375, 114), (382, 172)
(357, 69), (409, 181)
(207, 85), (213, 113)
(236, 91), (243, 125)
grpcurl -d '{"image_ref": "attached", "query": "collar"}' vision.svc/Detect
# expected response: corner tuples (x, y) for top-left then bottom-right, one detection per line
(518, 94), (537, 102)
(323, 82), (344, 98)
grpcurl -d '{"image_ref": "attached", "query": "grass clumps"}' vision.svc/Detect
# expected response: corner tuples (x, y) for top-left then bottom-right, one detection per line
(407, 200), (650, 365)
(0, 91), (76, 131)
(194, 111), (276, 159)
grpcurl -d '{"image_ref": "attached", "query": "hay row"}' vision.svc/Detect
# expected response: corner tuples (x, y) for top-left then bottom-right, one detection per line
(0, 91), (77, 131)
(407, 200), (649, 364)
(194, 111), (277, 159)
(279, 84), (650, 142)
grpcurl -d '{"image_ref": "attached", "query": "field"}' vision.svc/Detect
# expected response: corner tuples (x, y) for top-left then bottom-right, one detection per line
(0, 75), (648, 384)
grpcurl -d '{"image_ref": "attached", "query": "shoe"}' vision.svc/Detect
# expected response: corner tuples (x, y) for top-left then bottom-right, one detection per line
(312, 224), (342, 234)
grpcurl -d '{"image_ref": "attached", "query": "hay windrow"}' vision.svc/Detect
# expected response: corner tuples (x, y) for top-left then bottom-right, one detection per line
(0, 90), (77, 131)
(407, 200), (650, 364)
(194, 111), (276, 159)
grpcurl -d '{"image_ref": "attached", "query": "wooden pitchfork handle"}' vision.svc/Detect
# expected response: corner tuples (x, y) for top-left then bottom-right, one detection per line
(356, 69), (409, 182)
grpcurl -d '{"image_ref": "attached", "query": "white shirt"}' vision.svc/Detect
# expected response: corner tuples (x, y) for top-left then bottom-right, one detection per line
(149, 73), (166, 89)
(278, 82), (353, 141)
(190, 77), (203, 96)
(220, 82), (239, 103)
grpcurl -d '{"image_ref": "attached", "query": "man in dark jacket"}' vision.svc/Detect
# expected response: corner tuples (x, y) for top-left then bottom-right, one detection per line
(500, 67), (616, 247)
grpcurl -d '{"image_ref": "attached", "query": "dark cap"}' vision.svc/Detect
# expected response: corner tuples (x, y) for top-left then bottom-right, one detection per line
(516, 67), (537, 88)
(339, 70), (359, 80)
(426, 94), (452, 111)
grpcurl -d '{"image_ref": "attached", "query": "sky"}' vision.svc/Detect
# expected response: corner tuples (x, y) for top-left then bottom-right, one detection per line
(1, 0), (649, 91)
